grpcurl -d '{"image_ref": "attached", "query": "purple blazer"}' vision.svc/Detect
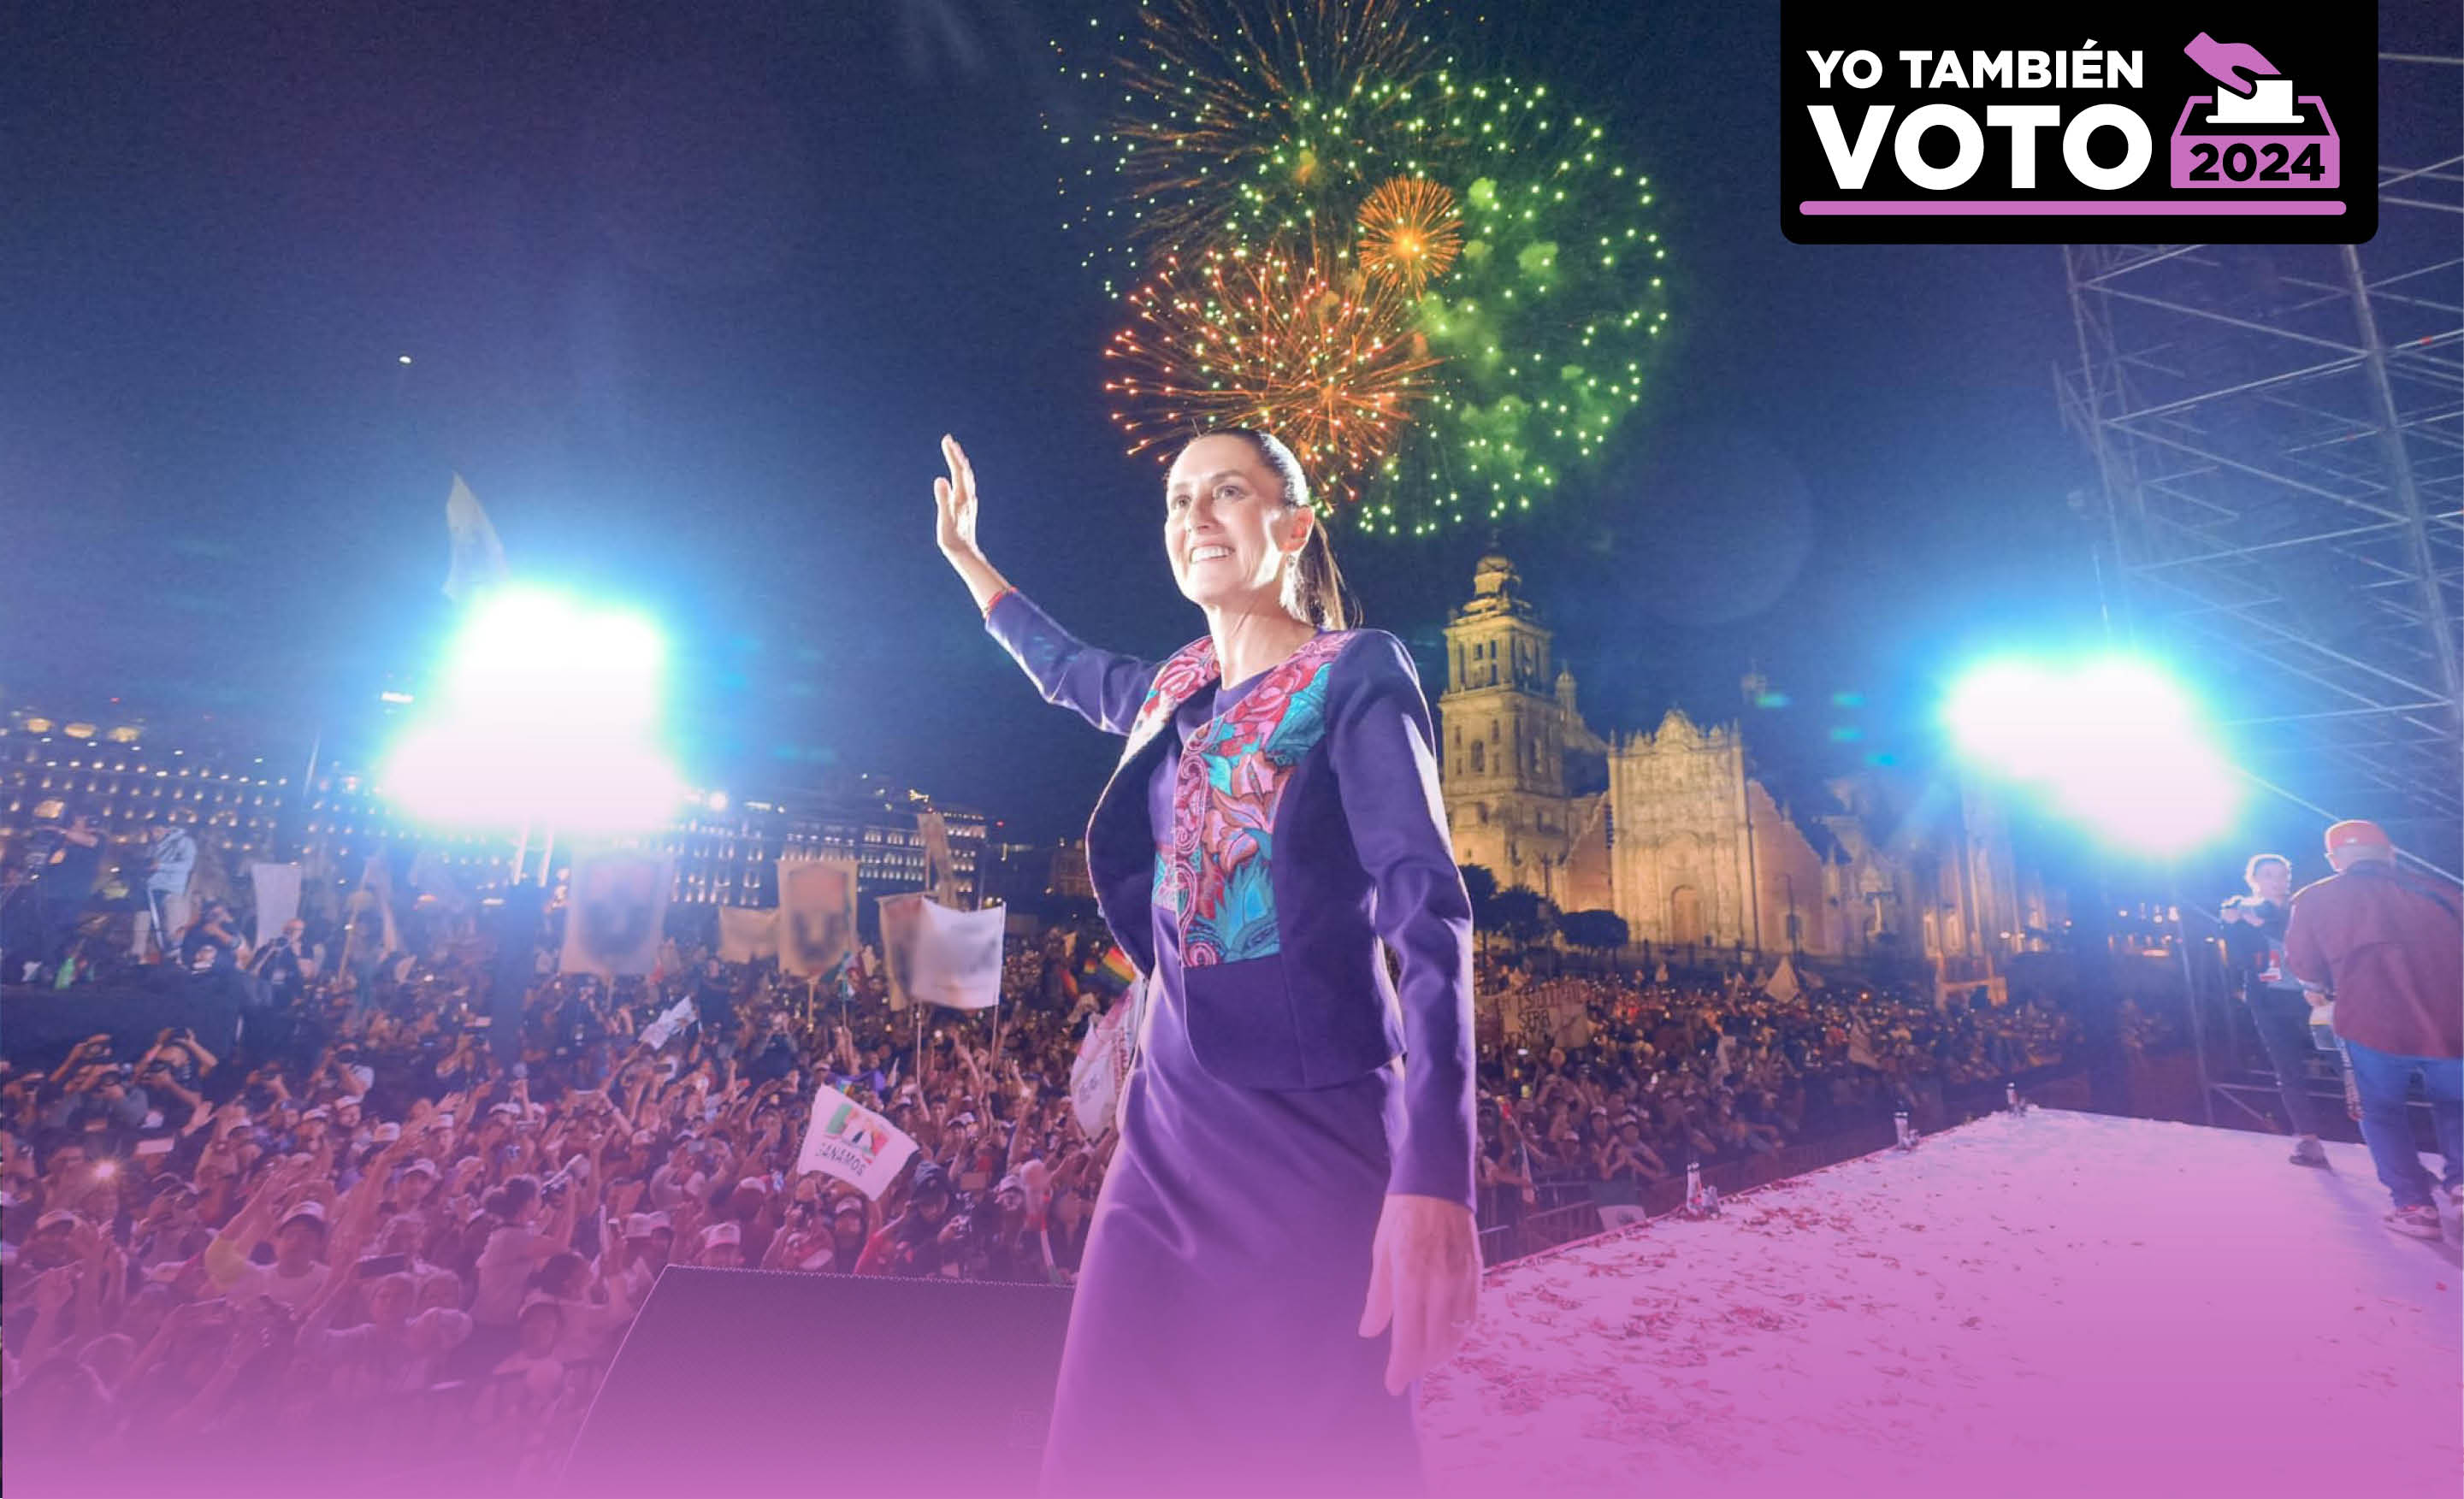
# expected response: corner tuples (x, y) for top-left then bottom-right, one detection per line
(986, 590), (1478, 1209)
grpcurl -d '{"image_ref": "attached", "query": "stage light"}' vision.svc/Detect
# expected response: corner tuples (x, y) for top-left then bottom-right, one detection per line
(1945, 655), (2237, 856)
(377, 586), (685, 836)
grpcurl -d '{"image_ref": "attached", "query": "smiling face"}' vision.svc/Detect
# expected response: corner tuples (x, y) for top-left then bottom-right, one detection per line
(1164, 434), (1312, 615)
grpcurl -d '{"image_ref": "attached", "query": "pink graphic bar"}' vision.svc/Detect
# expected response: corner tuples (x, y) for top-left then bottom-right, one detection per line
(1799, 199), (2346, 215)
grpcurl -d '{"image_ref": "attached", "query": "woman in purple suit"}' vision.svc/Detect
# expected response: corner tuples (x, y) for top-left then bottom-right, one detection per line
(931, 430), (1480, 1497)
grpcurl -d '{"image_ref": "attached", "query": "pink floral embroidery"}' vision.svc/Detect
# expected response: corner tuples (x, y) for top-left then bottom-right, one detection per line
(1169, 632), (1351, 967)
(1126, 639), (1220, 758)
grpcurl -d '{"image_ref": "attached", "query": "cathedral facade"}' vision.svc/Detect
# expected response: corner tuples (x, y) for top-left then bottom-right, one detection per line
(1435, 553), (2056, 976)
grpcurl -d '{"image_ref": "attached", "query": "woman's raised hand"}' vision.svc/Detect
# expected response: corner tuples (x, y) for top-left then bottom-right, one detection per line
(934, 435), (984, 567)
(933, 435), (1013, 614)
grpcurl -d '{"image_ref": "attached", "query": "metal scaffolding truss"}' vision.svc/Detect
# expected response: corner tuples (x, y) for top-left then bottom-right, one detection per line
(2059, 56), (2464, 875)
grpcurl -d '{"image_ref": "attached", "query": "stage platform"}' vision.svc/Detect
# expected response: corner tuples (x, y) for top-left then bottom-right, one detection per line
(1421, 1108), (2461, 1499)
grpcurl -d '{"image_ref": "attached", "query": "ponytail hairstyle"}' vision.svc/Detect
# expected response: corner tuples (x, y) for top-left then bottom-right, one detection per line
(1191, 427), (1356, 631)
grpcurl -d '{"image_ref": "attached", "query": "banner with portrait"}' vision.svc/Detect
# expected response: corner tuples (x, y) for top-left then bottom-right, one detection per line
(918, 811), (958, 907)
(718, 906), (780, 965)
(558, 853), (672, 977)
(881, 894), (1003, 1012)
(777, 859), (857, 978)
(796, 1083), (920, 1200)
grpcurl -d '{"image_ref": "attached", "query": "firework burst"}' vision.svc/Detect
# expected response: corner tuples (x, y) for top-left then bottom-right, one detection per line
(1060, 2), (1674, 538)
(1355, 76), (1670, 535)
(1103, 245), (1440, 510)
(1055, 0), (1445, 272)
(1356, 175), (1462, 298)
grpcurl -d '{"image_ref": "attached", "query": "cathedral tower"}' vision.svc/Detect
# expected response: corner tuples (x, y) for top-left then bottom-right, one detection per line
(1438, 552), (1581, 899)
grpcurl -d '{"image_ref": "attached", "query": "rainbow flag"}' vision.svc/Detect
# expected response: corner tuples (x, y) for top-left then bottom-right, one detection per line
(1089, 943), (1139, 1000)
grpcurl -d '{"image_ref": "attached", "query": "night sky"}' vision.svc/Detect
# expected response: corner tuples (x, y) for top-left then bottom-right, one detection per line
(9, 0), (2413, 866)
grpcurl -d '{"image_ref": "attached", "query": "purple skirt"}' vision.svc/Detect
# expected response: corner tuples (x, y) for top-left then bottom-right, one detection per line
(1037, 910), (1425, 1499)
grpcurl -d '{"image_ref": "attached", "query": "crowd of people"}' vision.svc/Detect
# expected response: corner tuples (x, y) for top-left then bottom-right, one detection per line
(0, 894), (2138, 1490)
(1463, 952), (2107, 1230)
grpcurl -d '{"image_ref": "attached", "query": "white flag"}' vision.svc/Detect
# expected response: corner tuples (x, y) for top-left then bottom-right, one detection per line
(442, 473), (508, 602)
(1762, 955), (1802, 1004)
(248, 862), (303, 948)
(559, 853), (671, 977)
(795, 1083), (920, 1200)
(1070, 978), (1140, 1137)
(639, 994), (697, 1051)
(892, 897), (1004, 1011)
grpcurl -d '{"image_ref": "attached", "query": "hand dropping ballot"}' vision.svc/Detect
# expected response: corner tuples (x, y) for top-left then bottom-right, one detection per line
(2170, 32), (2339, 190)
(796, 1083), (920, 1200)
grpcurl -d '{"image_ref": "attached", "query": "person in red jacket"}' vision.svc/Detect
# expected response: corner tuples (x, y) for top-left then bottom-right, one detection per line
(2284, 820), (2464, 1240)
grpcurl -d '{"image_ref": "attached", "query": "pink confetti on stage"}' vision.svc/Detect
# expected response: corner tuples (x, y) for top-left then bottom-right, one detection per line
(1419, 1109), (2461, 1499)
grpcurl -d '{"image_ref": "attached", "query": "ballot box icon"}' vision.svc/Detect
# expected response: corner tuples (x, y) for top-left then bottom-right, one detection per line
(2170, 32), (2338, 190)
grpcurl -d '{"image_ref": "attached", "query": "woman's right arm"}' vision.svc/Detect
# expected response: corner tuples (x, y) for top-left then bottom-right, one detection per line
(936, 435), (1160, 735)
(984, 592), (1162, 736)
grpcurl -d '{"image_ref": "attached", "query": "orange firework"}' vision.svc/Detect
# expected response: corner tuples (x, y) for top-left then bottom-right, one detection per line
(1102, 0), (1441, 255)
(1103, 245), (1441, 510)
(1356, 176), (1462, 297)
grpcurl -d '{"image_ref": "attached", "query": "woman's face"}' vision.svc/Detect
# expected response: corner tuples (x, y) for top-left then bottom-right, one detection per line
(1164, 434), (1307, 612)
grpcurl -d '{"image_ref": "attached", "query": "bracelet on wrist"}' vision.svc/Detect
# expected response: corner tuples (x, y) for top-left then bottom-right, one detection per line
(981, 586), (1015, 618)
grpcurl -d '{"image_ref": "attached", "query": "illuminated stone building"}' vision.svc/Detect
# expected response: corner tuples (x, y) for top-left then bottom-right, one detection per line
(1434, 555), (2060, 975)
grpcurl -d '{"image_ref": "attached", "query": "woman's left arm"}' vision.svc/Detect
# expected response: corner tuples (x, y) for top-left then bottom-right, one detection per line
(1327, 633), (1477, 1210)
(1329, 634), (1483, 1396)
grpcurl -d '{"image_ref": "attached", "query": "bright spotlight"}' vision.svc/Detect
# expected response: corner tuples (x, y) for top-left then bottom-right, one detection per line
(377, 586), (685, 835)
(1945, 655), (2238, 856)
